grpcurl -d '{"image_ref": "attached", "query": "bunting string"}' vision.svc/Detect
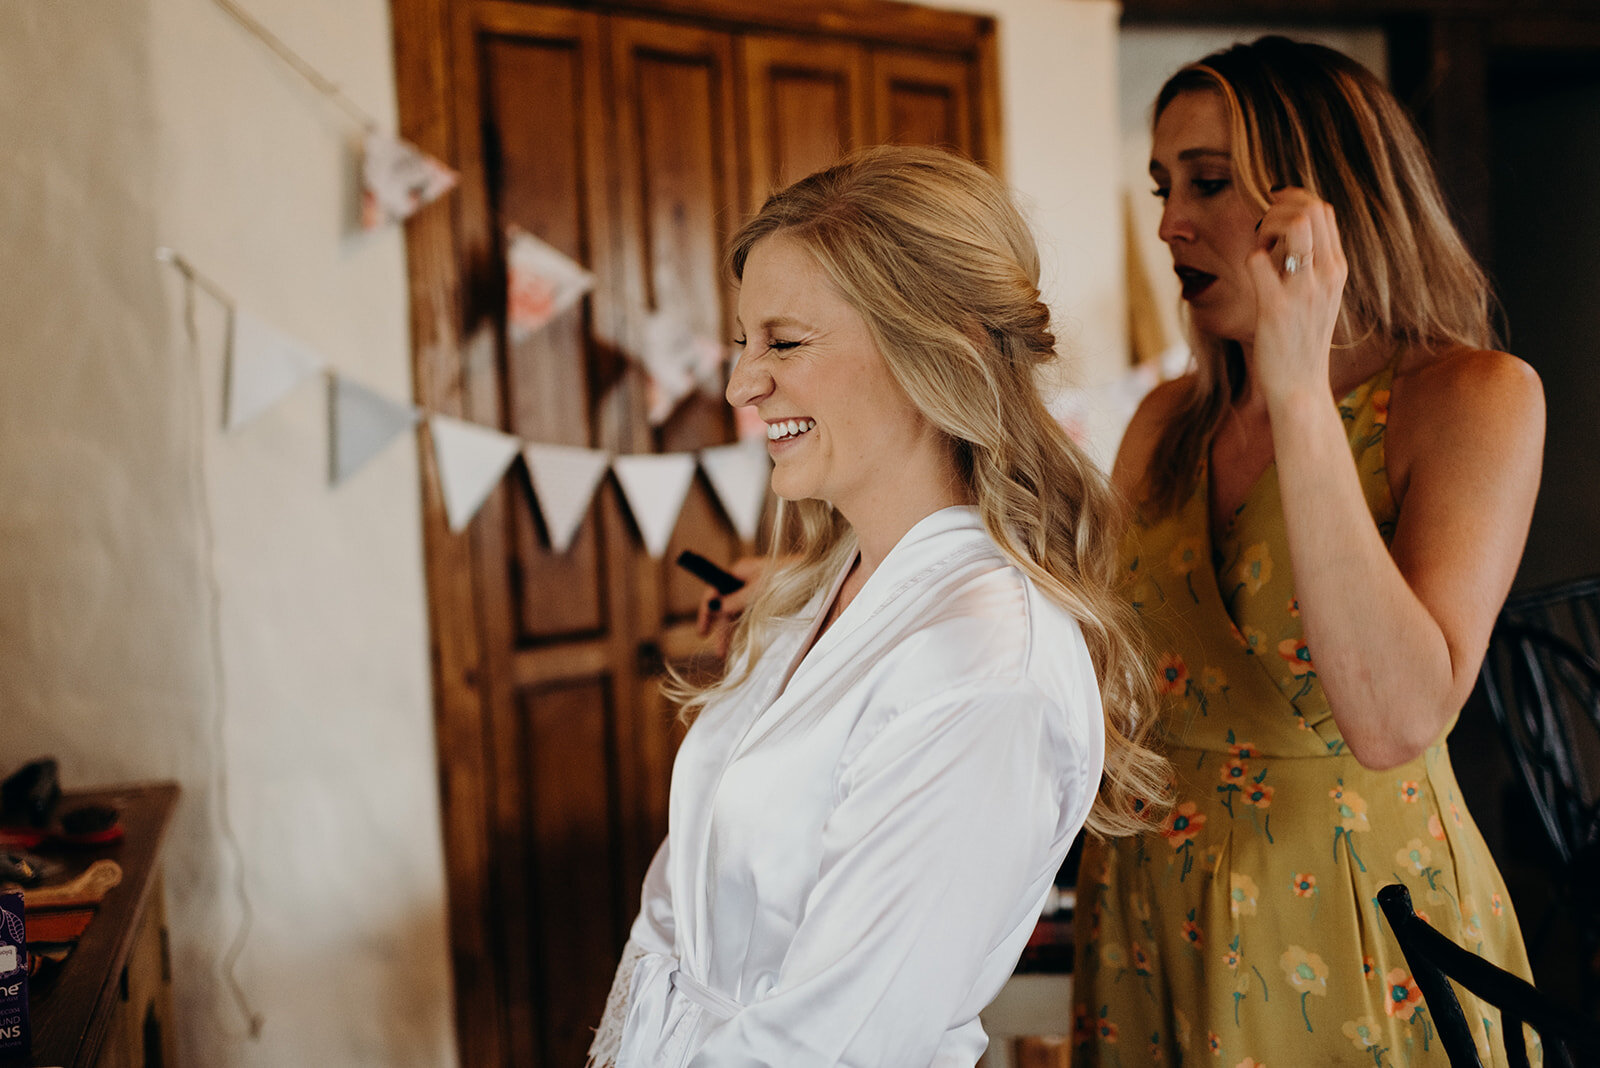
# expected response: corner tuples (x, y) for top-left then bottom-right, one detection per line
(158, 248), (773, 552)
(209, 0), (379, 132)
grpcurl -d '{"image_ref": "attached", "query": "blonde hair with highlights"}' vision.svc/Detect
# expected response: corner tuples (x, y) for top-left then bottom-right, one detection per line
(1145, 36), (1497, 516)
(667, 145), (1169, 837)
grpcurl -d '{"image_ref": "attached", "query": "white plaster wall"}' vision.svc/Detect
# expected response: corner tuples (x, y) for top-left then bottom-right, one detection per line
(0, 1), (455, 1065)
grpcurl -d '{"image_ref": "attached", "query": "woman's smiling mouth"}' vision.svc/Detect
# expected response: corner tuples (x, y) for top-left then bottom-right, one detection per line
(767, 418), (817, 442)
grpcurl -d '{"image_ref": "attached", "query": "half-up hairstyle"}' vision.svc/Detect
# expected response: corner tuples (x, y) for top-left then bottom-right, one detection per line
(1144, 35), (1497, 516)
(665, 145), (1170, 837)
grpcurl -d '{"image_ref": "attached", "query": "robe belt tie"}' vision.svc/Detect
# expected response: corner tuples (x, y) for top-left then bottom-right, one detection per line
(617, 952), (743, 1067)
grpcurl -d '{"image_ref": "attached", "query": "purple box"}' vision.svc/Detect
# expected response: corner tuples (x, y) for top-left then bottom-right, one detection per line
(0, 890), (27, 1058)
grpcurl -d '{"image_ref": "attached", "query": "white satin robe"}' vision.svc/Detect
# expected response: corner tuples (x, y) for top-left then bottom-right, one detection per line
(614, 507), (1104, 1067)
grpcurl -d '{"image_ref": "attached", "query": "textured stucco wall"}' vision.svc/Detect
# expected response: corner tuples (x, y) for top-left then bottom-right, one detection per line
(0, 1), (455, 1064)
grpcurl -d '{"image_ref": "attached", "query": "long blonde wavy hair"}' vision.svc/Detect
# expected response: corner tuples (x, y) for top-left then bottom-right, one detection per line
(1144, 36), (1498, 516)
(667, 145), (1169, 837)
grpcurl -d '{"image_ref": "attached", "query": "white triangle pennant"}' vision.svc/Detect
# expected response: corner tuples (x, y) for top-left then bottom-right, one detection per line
(361, 132), (459, 230)
(523, 443), (612, 553)
(329, 375), (421, 484)
(505, 227), (595, 342)
(612, 453), (697, 557)
(226, 308), (326, 430)
(698, 440), (770, 542)
(428, 414), (522, 532)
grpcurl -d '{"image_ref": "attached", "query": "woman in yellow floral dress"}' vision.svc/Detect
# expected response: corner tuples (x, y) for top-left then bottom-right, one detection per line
(1072, 38), (1546, 1065)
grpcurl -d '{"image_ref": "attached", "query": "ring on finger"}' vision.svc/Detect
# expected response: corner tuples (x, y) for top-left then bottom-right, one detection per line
(1282, 249), (1312, 276)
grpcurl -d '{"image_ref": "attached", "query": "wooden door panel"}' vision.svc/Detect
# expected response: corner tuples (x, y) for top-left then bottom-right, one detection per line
(611, 18), (746, 629)
(871, 48), (976, 154)
(741, 34), (873, 202)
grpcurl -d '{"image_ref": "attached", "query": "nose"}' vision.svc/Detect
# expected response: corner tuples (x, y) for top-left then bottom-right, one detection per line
(1157, 196), (1194, 246)
(725, 347), (771, 408)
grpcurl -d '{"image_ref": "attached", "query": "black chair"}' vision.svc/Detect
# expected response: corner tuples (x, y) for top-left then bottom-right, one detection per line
(1377, 883), (1600, 1067)
(1476, 578), (1600, 1007)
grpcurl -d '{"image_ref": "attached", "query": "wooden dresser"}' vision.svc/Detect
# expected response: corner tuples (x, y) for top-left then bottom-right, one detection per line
(23, 782), (179, 1068)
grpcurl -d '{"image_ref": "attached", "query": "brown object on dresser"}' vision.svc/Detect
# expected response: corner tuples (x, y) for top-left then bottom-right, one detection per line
(24, 782), (178, 1068)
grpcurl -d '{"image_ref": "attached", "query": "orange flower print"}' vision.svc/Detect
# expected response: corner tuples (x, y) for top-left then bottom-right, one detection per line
(1291, 872), (1317, 897)
(1223, 946), (1241, 971)
(1428, 813), (1446, 840)
(1169, 536), (1204, 576)
(1220, 758), (1249, 787)
(1243, 782), (1273, 808)
(1207, 1032), (1222, 1055)
(1228, 620), (1248, 648)
(1450, 801), (1465, 827)
(1235, 543), (1273, 594)
(1277, 638), (1314, 675)
(1384, 968), (1423, 1016)
(1492, 892), (1505, 917)
(1157, 653), (1190, 695)
(1072, 1005), (1093, 1046)
(1287, 596), (1301, 617)
(1230, 873), (1260, 917)
(1163, 802), (1206, 848)
(1371, 388), (1391, 427)
(1229, 741), (1259, 761)
(1182, 919), (1204, 948)
(1131, 941), (1153, 976)
(1236, 1059), (1266, 1068)
(1398, 780), (1422, 803)
(1201, 667), (1229, 694)
(1362, 955), (1376, 978)
(1097, 1016), (1120, 1042)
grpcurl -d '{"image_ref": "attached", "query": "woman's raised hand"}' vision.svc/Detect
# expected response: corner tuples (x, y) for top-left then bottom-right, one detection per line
(1246, 188), (1350, 404)
(695, 556), (766, 658)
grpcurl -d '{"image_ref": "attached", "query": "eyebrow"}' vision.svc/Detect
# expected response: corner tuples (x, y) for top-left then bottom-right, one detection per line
(1150, 147), (1231, 174)
(734, 315), (810, 332)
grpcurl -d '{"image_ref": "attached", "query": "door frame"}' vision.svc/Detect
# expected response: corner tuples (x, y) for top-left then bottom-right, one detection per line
(387, 0), (1000, 1062)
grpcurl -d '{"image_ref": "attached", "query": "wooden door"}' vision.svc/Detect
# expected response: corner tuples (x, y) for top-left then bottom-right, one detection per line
(390, 2), (999, 1064)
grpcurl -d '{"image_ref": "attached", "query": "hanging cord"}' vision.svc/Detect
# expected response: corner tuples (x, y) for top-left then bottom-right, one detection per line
(159, 247), (267, 1040)
(208, 0), (378, 133)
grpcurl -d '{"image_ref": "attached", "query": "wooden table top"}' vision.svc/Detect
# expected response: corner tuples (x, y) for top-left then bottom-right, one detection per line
(18, 782), (179, 1068)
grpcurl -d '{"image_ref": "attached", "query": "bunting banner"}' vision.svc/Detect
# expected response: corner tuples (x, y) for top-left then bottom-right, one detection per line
(506, 227), (595, 343)
(612, 453), (698, 557)
(428, 414), (522, 532)
(639, 309), (729, 425)
(523, 443), (612, 553)
(698, 440), (770, 542)
(329, 375), (420, 484)
(225, 308), (326, 431)
(361, 132), (459, 230)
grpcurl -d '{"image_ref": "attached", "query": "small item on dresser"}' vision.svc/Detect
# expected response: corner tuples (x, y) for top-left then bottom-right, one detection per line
(0, 889), (30, 1059)
(0, 760), (59, 830)
(57, 804), (122, 846)
(18, 860), (123, 910)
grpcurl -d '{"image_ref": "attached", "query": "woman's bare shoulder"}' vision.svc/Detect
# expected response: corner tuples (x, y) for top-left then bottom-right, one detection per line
(1388, 345), (1545, 493)
(1111, 375), (1195, 498)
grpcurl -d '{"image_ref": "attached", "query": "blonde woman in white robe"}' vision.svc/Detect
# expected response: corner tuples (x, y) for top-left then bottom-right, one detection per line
(589, 146), (1169, 1068)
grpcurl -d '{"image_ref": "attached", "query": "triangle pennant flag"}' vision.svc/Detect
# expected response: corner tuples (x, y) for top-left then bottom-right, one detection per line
(428, 414), (522, 532)
(329, 375), (421, 484)
(523, 443), (612, 552)
(639, 309), (729, 425)
(226, 308), (326, 430)
(612, 453), (697, 557)
(698, 440), (770, 542)
(361, 132), (459, 230)
(505, 227), (595, 342)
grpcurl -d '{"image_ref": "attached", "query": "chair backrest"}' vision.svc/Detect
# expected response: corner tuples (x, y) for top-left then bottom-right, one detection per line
(1376, 883), (1600, 1068)
(1478, 579), (1600, 874)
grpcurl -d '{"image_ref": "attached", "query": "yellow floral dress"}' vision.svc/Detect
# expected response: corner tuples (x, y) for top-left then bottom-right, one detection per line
(1072, 365), (1538, 1066)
